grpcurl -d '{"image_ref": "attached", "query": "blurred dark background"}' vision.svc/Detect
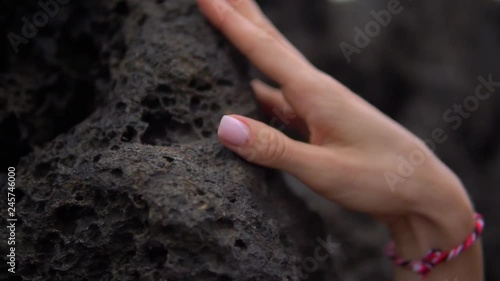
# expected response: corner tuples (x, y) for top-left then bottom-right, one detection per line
(259, 0), (500, 280)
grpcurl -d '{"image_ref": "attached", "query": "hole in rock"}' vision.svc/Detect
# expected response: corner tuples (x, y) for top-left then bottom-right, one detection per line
(234, 239), (247, 250)
(121, 126), (137, 142)
(156, 84), (172, 93)
(146, 241), (169, 268)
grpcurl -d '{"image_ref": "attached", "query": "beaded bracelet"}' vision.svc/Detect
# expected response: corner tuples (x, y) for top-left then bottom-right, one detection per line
(387, 213), (485, 279)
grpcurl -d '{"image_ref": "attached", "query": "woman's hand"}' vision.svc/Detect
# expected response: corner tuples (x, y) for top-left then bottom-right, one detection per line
(198, 1), (482, 280)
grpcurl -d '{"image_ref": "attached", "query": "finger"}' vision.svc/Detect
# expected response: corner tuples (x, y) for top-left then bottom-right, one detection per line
(225, 0), (307, 61)
(198, 0), (315, 87)
(217, 115), (332, 178)
(251, 80), (308, 135)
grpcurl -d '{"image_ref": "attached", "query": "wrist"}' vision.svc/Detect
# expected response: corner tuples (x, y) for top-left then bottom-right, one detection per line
(388, 206), (475, 260)
(388, 171), (475, 259)
(389, 210), (483, 280)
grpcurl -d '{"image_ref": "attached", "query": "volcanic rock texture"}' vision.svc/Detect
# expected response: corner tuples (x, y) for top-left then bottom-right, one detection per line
(0, 1), (337, 280)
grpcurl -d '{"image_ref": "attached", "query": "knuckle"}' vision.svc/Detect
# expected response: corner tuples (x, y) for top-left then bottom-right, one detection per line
(255, 18), (268, 30)
(229, 0), (244, 6)
(258, 130), (288, 164)
(283, 69), (324, 93)
(261, 22), (280, 38)
(216, 11), (230, 29)
(245, 31), (275, 58)
(237, 146), (258, 162)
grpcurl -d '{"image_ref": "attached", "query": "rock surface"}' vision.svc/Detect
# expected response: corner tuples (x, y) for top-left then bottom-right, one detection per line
(0, 1), (335, 280)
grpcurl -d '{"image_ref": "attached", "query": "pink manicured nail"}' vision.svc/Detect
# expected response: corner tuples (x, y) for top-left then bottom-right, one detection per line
(218, 116), (250, 146)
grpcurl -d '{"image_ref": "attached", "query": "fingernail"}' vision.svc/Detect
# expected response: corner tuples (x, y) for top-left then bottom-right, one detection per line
(218, 116), (250, 146)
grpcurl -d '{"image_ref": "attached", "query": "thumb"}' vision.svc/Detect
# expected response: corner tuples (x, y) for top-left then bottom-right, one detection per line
(217, 115), (324, 175)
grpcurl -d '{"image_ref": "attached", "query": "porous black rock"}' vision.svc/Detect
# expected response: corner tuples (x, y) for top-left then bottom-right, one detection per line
(0, 1), (333, 280)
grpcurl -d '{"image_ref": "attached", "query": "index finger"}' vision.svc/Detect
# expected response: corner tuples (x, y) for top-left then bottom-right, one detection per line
(198, 0), (315, 87)
(226, 0), (308, 61)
